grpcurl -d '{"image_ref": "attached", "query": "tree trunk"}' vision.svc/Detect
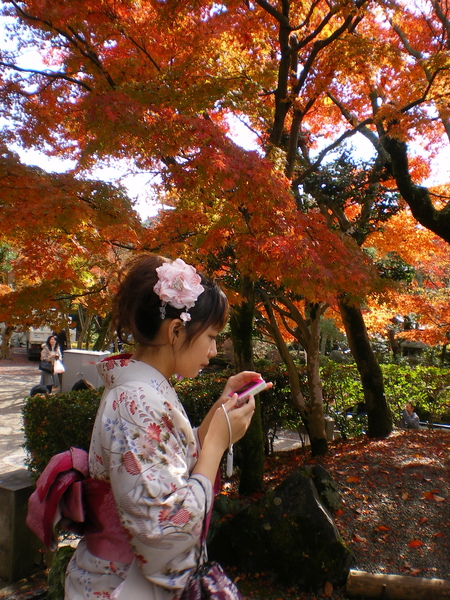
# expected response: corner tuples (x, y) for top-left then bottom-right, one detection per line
(229, 276), (265, 495)
(64, 325), (72, 351)
(304, 303), (327, 456)
(0, 325), (13, 359)
(440, 343), (447, 367)
(382, 135), (450, 244)
(338, 298), (392, 438)
(262, 295), (308, 420)
(262, 296), (328, 456)
(387, 327), (401, 359)
(77, 307), (92, 350)
(93, 313), (111, 352)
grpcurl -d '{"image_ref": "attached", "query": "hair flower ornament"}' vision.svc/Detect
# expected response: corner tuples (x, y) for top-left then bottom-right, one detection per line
(154, 259), (205, 323)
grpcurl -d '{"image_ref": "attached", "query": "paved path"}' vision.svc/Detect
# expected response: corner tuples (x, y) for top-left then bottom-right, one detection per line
(0, 347), (41, 474)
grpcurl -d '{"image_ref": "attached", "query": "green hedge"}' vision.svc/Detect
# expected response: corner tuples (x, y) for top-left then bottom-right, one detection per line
(22, 363), (450, 478)
(320, 361), (450, 418)
(22, 388), (103, 479)
(380, 364), (450, 421)
(175, 372), (228, 427)
(320, 361), (450, 437)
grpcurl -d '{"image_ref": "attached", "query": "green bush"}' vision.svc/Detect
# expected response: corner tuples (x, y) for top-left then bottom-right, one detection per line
(320, 361), (450, 435)
(256, 364), (301, 451)
(174, 371), (228, 426)
(22, 388), (103, 479)
(380, 364), (450, 424)
(47, 545), (76, 600)
(320, 361), (368, 438)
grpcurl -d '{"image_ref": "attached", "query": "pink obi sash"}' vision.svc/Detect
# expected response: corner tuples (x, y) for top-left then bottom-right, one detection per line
(27, 447), (134, 564)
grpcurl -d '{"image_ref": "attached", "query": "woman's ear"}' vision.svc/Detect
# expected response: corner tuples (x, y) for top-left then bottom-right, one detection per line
(168, 319), (184, 345)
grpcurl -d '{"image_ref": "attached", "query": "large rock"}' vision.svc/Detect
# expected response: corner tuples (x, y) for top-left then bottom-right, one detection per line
(208, 466), (354, 591)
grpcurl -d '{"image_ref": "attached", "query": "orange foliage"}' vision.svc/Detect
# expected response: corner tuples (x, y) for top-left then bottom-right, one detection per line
(0, 0), (449, 341)
(363, 217), (450, 345)
(0, 144), (143, 325)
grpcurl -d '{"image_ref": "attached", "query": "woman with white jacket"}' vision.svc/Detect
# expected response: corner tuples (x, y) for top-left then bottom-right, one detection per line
(40, 334), (62, 393)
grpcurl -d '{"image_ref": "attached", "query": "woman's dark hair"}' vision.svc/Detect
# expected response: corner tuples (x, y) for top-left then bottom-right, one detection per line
(45, 335), (58, 349)
(113, 254), (228, 347)
(72, 379), (95, 391)
(30, 385), (49, 396)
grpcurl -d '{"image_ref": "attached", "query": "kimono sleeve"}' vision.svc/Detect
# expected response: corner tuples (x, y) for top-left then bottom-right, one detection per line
(97, 381), (213, 593)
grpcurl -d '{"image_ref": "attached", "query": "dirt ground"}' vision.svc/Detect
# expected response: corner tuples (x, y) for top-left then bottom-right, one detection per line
(238, 428), (450, 599)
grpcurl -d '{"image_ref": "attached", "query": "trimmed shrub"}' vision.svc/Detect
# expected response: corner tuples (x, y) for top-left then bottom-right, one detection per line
(22, 388), (103, 479)
(381, 364), (450, 424)
(47, 545), (76, 600)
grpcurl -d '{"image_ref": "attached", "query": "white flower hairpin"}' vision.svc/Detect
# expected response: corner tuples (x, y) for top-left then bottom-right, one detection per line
(154, 258), (205, 324)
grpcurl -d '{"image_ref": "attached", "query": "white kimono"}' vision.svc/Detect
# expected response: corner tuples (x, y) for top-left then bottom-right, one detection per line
(65, 355), (213, 600)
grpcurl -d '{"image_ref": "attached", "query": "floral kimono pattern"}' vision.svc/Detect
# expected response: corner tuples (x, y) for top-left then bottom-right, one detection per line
(65, 355), (212, 600)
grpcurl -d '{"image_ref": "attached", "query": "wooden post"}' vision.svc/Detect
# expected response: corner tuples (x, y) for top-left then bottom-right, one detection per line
(346, 569), (450, 599)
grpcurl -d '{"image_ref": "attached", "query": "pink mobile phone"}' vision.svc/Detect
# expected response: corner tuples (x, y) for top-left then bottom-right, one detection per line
(230, 378), (267, 401)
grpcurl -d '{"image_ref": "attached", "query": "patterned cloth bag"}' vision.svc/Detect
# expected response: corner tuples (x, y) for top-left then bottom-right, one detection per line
(181, 558), (243, 600)
(181, 489), (242, 600)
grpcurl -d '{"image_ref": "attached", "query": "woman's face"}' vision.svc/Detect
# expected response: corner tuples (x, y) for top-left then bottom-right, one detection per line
(49, 336), (56, 347)
(174, 326), (219, 379)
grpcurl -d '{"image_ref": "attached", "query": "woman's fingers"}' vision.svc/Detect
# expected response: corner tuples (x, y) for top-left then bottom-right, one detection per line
(227, 396), (255, 444)
(221, 371), (262, 398)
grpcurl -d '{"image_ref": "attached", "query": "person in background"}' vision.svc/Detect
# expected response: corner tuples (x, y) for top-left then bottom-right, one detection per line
(71, 379), (95, 392)
(29, 384), (49, 396)
(400, 402), (421, 429)
(56, 330), (68, 356)
(40, 335), (62, 393)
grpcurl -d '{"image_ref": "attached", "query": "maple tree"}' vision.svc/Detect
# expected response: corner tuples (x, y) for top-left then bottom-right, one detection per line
(1, 0), (449, 484)
(239, 0), (450, 441)
(288, 151), (397, 438)
(363, 211), (450, 354)
(0, 141), (143, 340)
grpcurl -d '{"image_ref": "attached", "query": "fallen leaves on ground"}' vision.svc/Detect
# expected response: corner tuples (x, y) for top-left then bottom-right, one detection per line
(238, 429), (449, 599)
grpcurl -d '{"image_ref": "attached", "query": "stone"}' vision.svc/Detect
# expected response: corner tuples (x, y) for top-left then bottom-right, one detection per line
(209, 467), (354, 591)
(305, 464), (342, 512)
(0, 469), (43, 581)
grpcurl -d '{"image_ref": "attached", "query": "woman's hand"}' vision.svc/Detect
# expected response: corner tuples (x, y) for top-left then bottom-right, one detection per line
(193, 371), (274, 484)
(192, 394), (256, 484)
(219, 371), (266, 403)
(197, 371), (272, 446)
(211, 393), (256, 447)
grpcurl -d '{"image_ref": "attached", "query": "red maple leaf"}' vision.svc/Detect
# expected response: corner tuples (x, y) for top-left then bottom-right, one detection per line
(408, 540), (425, 548)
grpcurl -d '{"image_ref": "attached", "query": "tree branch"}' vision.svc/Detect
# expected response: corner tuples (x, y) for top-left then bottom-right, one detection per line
(0, 61), (93, 92)
(381, 135), (450, 244)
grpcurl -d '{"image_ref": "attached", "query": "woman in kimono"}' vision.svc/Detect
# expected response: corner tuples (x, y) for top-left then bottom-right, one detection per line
(65, 254), (259, 599)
